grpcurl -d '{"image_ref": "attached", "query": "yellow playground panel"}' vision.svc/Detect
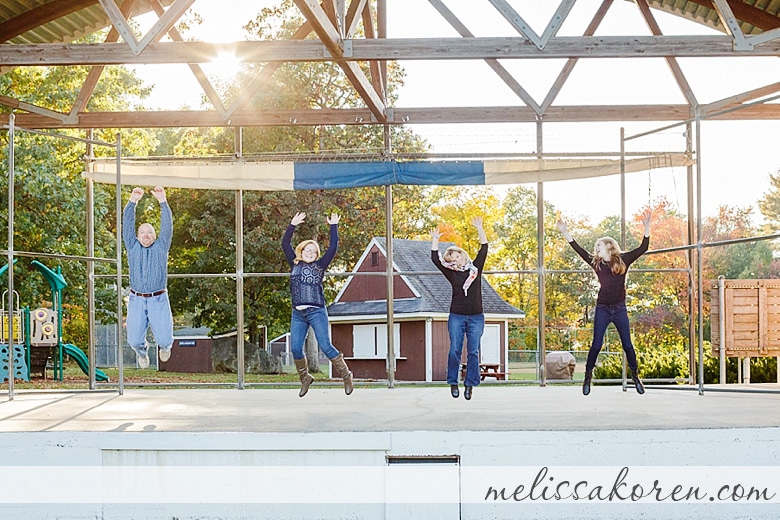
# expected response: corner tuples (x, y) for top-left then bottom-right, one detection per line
(1, 314), (23, 344)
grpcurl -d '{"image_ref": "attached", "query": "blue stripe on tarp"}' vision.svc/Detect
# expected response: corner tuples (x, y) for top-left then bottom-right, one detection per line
(293, 161), (486, 190)
(396, 161), (485, 186)
(294, 162), (393, 190)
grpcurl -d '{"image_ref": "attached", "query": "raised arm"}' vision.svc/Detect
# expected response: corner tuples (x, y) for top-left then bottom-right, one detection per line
(430, 227), (441, 251)
(557, 216), (593, 265)
(556, 217), (574, 243)
(282, 212), (305, 266)
(153, 186), (173, 250)
(472, 217), (487, 244)
(122, 187), (144, 250)
(320, 213), (340, 267)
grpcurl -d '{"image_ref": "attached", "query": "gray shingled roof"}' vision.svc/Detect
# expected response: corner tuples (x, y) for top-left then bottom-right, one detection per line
(328, 238), (524, 318)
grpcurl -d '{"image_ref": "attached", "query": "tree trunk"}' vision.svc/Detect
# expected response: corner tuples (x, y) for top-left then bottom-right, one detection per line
(305, 326), (320, 373)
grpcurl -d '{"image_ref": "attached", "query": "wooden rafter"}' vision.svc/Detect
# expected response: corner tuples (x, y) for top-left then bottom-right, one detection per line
(98, 0), (194, 55)
(540, 0), (613, 114)
(635, 0), (698, 108)
(488, 0), (575, 50)
(293, 0), (386, 121)
(428, 0), (542, 115)
(3, 35), (780, 67)
(10, 104), (780, 130)
(711, 0), (780, 50)
(70, 0), (137, 120)
(683, 0), (780, 32)
(0, 0), (97, 42)
(148, 0), (229, 118)
(700, 81), (780, 115)
(360, 3), (384, 104)
(345, 0), (368, 38)
(0, 95), (70, 122)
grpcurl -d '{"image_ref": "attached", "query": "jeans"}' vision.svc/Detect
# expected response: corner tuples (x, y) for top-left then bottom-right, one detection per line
(126, 292), (174, 354)
(290, 306), (340, 360)
(586, 303), (638, 372)
(447, 313), (485, 387)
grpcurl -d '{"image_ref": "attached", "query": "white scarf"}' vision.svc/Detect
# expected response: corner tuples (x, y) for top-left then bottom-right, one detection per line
(439, 254), (479, 296)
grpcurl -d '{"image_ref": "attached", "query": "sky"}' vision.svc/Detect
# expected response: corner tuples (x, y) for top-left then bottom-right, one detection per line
(131, 0), (780, 227)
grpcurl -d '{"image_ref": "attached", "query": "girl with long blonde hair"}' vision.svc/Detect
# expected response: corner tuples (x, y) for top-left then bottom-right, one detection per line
(557, 212), (651, 396)
(282, 211), (353, 397)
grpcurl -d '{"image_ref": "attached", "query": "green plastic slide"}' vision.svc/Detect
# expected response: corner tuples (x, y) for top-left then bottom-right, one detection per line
(63, 343), (109, 382)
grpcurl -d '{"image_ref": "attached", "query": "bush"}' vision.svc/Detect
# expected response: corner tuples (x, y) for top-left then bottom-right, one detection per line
(593, 339), (779, 384)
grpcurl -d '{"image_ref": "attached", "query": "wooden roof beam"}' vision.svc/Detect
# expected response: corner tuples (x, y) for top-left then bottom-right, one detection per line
(635, 0), (698, 108)
(428, 0), (541, 115)
(10, 104), (780, 130)
(0, 0), (97, 43)
(0, 95), (69, 123)
(4, 36), (780, 66)
(70, 0), (137, 120)
(294, 0), (386, 121)
(98, 0), (194, 55)
(683, 0), (780, 32)
(540, 0), (613, 113)
(345, 0), (368, 38)
(488, 0), (575, 50)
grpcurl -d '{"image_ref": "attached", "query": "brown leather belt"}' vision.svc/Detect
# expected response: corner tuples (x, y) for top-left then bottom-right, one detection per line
(130, 289), (167, 297)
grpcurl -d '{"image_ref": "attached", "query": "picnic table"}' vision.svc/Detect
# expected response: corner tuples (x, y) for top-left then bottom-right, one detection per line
(460, 363), (507, 381)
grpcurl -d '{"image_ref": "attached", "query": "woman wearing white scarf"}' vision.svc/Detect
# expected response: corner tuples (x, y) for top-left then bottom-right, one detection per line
(431, 217), (489, 401)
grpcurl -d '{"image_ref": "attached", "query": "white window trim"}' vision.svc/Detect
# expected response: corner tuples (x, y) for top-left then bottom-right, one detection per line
(353, 323), (401, 359)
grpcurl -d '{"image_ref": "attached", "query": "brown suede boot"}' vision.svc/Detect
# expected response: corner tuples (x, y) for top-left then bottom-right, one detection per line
(330, 353), (354, 395)
(294, 358), (315, 397)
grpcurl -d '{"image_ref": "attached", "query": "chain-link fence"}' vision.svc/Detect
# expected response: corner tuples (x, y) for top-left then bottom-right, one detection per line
(510, 326), (626, 381)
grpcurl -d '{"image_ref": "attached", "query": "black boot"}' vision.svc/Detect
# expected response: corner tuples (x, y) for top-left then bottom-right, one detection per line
(582, 369), (593, 396)
(464, 386), (473, 400)
(450, 384), (459, 398)
(631, 369), (645, 395)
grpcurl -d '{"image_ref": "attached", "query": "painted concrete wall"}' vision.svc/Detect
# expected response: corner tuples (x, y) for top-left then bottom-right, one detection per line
(0, 428), (778, 519)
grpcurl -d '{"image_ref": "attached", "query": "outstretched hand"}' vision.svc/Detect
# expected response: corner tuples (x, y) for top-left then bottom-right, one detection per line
(556, 216), (573, 242)
(430, 228), (442, 240)
(326, 213), (340, 225)
(291, 212), (306, 226)
(556, 218), (568, 234)
(642, 209), (651, 236)
(470, 216), (484, 229)
(151, 186), (166, 203)
(129, 187), (144, 203)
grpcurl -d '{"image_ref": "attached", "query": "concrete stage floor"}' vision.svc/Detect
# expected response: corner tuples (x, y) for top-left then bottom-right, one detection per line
(1, 384), (780, 519)
(2, 383), (780, 433)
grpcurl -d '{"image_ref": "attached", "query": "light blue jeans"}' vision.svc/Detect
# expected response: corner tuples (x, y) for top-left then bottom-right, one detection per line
(290, 306), (340, 360)
(447, 313), (485, 387)
(127, 292), (174, 355)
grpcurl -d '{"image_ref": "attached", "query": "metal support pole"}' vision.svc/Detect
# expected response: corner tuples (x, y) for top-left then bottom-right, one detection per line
(7, 114), (15, 400)
(116, 134), (124, 395)
(695, 116), (704, 395)
(234, 127), (242, 158)
(718, 275), (726, 385)
(686, 122), (696, 385)
(384, 123), (395, 388)
(236, 190), (245, 389)
(86, 129), (96, 389)
(536, 118), (546, 386)
(620, 127), (628, 391)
